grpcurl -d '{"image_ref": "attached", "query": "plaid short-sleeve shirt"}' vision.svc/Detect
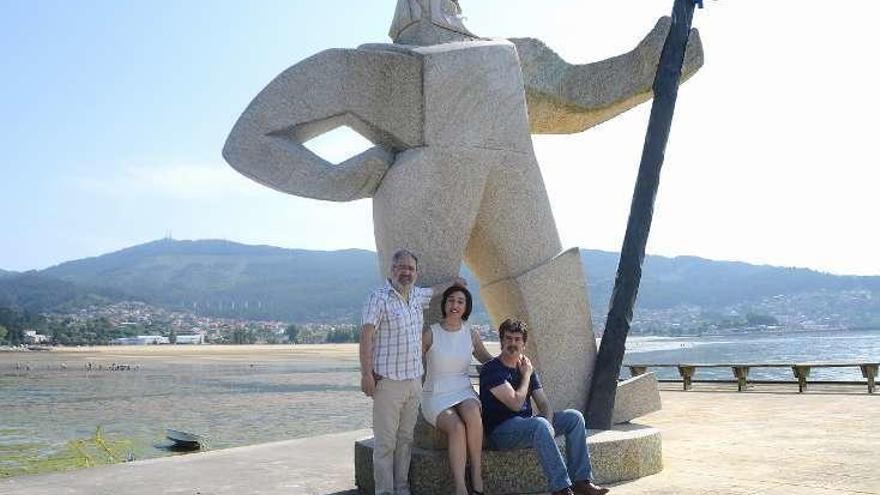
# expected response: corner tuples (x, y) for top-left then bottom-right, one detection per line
(362, 281), (433, 380)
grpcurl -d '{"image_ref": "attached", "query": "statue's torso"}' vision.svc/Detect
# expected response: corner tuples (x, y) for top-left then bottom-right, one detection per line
(361, 40), (533, 154)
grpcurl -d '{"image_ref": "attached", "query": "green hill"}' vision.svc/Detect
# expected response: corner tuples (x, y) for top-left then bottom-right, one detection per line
(583, 250), (880, 309)
(3, 239), (878, 328)
(40, 239), (380, 322)
(0, 272), (121, 313)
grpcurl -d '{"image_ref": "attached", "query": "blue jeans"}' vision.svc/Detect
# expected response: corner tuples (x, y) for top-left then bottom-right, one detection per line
(487, 409), (592, 492)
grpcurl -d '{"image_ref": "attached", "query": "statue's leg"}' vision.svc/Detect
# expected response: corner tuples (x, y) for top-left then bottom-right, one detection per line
(372, 146), (491, 322)
(465, 151), (597, 411)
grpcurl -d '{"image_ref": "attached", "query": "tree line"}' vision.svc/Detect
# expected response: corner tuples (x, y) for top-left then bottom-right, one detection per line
(0, 307), (46, 345)
(284, 324), (361, 344)
(0, 305), (363, 347)
(0, 306), (180, 346)
(0, 307), (143, 346)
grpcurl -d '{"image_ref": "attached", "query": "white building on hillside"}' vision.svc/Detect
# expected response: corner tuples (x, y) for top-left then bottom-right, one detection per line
(175, 334), (204, 345)
(24, 330), (50, 344)
(111, 335), (170, 345)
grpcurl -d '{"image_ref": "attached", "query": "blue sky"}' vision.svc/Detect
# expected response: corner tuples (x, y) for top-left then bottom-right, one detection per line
(2, 1), (878, 276)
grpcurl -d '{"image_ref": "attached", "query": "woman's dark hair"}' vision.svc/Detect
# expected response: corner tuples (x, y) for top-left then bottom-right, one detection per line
(498, 318), (528, 343)
(441, 286), (473, 321)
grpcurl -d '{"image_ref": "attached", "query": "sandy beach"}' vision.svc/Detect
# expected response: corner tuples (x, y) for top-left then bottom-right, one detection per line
(1, 344), (363, 363)
(2, 342), (504, 364)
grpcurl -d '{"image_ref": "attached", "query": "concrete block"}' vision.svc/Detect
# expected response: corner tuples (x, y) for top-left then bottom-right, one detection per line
(613, 372), (662, 424)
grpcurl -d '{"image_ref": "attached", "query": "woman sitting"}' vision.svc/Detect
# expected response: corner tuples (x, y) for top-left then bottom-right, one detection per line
(421, 286), (493, 495)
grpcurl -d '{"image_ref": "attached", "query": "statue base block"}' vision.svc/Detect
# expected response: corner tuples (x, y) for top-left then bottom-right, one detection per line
(354, 424), (662, 494)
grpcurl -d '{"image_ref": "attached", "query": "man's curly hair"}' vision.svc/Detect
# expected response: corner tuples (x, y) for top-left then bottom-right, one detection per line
(498, 318), (528, 343)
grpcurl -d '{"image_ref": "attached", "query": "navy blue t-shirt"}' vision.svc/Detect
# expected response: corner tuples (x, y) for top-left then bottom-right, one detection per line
(479, 357), (543, 435)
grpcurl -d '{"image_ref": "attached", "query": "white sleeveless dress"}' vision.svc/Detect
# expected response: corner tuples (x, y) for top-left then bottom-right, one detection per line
(421, 323), (478, 426)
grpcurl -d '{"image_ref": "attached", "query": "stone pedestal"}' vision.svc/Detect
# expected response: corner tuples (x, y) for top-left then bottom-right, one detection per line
(413, 414), (448, 450)
(354, 424), (662, 495)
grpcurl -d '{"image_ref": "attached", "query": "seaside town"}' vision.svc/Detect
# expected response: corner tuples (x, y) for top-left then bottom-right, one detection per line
(2, 301), (500, 348)
(5, 288), (874, 349)
(628, 289), (876, 336)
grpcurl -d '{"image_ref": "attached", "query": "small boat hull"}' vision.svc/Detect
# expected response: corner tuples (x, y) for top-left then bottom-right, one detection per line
(166, 428), (202, 448)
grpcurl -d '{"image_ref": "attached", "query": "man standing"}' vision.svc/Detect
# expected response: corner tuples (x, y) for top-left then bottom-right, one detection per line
(480, 319), (609, 495)
(360, 249), (464, 495)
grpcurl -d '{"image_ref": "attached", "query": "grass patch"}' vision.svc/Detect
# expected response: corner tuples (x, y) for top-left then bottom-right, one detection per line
(0, 426), (133, 478)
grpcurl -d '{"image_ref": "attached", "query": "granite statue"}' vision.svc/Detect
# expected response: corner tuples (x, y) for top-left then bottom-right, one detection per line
(223, 0), (703, 411)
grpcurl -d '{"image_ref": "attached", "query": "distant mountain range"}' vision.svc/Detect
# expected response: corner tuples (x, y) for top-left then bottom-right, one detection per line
(1, 239), (878, 328)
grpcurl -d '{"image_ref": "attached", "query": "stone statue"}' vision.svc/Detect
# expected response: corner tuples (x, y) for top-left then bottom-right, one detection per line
(223, 0), (702, 411)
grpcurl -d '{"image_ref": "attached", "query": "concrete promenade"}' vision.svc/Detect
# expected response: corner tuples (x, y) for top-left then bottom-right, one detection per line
(1, 384), (876, 495)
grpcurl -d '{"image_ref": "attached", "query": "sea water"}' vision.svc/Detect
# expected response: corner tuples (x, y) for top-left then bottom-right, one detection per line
(622, 328), (880, 381)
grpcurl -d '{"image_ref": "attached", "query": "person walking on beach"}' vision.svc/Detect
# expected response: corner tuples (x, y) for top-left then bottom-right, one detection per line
(479, 319), (609, 495)
(360, 249), (465, 495)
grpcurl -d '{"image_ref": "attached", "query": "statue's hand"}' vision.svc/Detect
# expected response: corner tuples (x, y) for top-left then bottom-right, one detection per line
(512, 17), (703, 135)
(636, 17), (703, 83)
(356, 147), (395, 174)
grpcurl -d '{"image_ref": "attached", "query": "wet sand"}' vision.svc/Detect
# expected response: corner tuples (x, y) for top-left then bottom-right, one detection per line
(0, 345), (373, 478)
(11, 343), (363, 360)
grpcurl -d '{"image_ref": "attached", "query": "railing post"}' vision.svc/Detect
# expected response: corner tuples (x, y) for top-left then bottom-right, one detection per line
(678, 365), (695, 391)
(860, 364), (877, 394)
(732, 366), (750, 392)
(791, 365), (810, 393)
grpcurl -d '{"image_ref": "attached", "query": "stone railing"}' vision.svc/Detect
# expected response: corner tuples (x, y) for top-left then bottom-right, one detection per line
(626, 362), (878, 393)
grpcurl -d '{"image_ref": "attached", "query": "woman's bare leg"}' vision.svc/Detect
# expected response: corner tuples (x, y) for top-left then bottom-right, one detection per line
(456, 399), (484, 493)
(436, 408), (468, 495)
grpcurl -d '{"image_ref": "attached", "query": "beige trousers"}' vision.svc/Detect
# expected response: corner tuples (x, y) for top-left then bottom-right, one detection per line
(372, 377), (422, 495)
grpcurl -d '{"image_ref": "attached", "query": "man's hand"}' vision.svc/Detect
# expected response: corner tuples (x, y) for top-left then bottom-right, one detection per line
(518, 355), (534, 378)
(490, 354), (535, 412)
(533, 388), (554, 426)
(359, 324), (376, 397)
(361, 373), (376, 397)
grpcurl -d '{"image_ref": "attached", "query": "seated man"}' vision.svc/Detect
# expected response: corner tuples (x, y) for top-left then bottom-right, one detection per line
(479, 319), (609, 495)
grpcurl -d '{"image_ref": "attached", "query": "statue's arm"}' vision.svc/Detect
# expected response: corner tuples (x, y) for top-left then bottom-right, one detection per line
(223, 48), (423, 201)
(511, 17), (703, 135)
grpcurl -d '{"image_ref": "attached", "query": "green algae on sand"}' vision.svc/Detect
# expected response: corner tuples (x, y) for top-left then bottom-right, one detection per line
(0, 426), (134, 478)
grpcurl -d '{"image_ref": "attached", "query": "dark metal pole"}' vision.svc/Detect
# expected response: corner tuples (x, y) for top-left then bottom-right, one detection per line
(586, 0), (700, 430)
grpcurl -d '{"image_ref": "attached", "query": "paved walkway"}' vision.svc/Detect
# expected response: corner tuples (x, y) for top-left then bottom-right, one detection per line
(607, 383), (878, 495)
(1, 384), (876, 495)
